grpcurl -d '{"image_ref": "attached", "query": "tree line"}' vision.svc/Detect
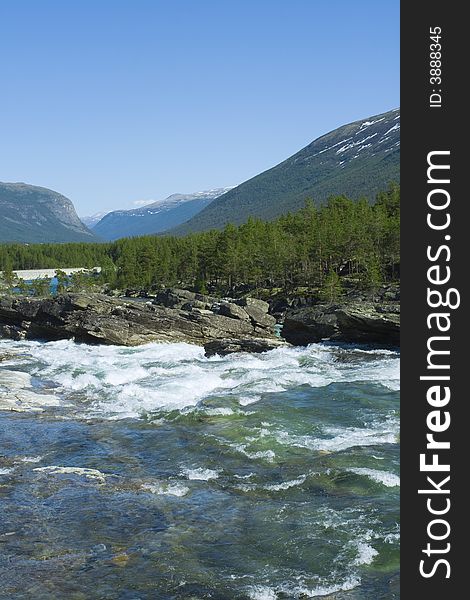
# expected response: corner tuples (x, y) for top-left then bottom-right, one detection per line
(0, 185), (399, 297)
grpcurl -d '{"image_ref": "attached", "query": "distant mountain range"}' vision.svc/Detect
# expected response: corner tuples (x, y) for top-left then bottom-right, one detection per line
(1, 109), (399, 244)
(169, 108), (400, 235)
(89, 188), (233, 241)
(0, 183), (100, 243)
(81, 211), (111, 229)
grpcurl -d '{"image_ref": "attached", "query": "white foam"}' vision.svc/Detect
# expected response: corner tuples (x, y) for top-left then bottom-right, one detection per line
(275, 417), (399, 453)
(0, 369), (31, 387)
(285, 575), (361, 597)
(234, 472), (256, 480)
(247, 586), (277, 600)
(182, 467), (220, 481)
(248, 574), (361, 599)
(19, 455), (44, 463)
(348, 467), (400, 487)
(0, 467), (14, 475)
(141, 481), (189, 497)
(34, 466), (109, 483)
(384, 531), (400, 544)
(0, 339), (399, 419)
(238, 395), (261, 406)
(263, 475), (307, 491)
(204, 407), (235, 416)
(234, 444), (276, 462)
(353, 541), (378, 565)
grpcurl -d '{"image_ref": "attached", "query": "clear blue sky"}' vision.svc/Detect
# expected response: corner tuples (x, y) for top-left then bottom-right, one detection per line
(0, 0), (399, 216)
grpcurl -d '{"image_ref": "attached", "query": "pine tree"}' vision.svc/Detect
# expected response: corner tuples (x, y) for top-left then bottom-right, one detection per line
(55, 269), (69, 293)
(319, 270), (343, 303)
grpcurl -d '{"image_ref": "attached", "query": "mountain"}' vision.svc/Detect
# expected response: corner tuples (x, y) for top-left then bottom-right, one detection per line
(81, 211), (111, 229)
(92, 188), (233, 240)
(0, 183), (101, 243)
(169, 108), (400, 235)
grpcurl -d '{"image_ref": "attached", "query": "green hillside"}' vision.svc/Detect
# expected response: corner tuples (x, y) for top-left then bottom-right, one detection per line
(170, 109), (400, 235)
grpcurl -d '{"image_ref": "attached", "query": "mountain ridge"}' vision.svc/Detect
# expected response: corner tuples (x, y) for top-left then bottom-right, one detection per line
(168, 108), (400, 235)
(0, 182), (101, 243)
(91, 187), (233, 240)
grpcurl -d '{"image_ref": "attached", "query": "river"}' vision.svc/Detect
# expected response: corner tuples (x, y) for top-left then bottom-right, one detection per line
(0, 339), (399, 599)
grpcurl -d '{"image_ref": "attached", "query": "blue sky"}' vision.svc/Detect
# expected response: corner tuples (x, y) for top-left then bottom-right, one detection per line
(0, 0), (399, 216)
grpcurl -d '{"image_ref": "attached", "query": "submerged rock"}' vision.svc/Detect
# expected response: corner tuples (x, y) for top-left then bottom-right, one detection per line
(282, 301), (400, 346)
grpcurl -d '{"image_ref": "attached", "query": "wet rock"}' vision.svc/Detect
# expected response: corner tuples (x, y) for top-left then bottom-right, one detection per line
(204, 337), (287, 356)
(0, 324), (27, 340)
(0, 369), (62, 412)
(282, 300), (400, 346)
(111, 553), (130, 567)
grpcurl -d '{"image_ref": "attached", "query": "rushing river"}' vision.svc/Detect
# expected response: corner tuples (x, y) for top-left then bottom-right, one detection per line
(0, 339), (399, 599)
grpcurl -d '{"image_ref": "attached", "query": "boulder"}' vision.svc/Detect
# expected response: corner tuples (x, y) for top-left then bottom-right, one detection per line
(218, 301), (250, 321)
(153, 288), (196, 308)
(204, 337), (287, 357)
(236, 297), (270, 313)
(0, 324), (27, 341)
(181, 300), (208, 311)
(243, 305), (276, 329)
(282, 301), (400, 346)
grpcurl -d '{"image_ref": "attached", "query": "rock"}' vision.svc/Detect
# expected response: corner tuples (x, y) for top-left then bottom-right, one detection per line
(106, 288), (123, 297)
(218, 301), (250, 321)
(154, 288), (196, 308)
(230, 296), (276, 328)
(69, 295), (92, 310)
(181, 300), (208, 311)
(111, 553), (130, 567)
(269, 297), (291, 319)
(0, 350), (23, 362)
(0, 369), (62, 412)
(236, 297), (270, 312)
(0, 293), (278, 348)
(204, 337), (287, 357)
(0, 324), (27, 341)
(243, 305), (276, 329)
(335, 304), (400, 344)
(282, 307), (338, 344)
(282, 300), (400, 346)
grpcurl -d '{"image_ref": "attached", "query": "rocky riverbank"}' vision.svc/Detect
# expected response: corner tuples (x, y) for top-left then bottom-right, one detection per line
(0, 286), (400, 352)
(0, 289), (282, 355)
(281, 284), (399, 346)
(282, 301), (400, 346)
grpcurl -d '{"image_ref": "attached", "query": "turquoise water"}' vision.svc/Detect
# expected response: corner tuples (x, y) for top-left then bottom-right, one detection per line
(0, 340), (399, 599)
